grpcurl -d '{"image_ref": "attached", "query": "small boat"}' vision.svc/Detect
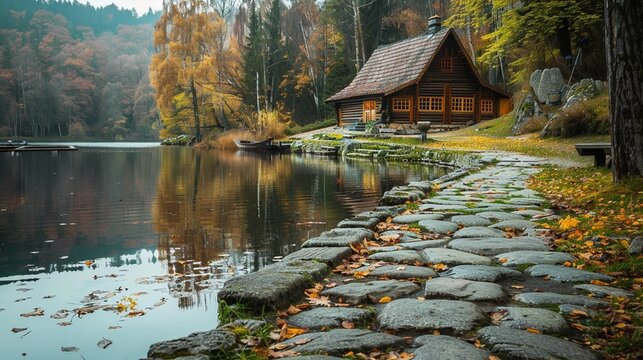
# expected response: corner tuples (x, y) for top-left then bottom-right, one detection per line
(234, 138), (291, 152)
(0, 140), (28, 150)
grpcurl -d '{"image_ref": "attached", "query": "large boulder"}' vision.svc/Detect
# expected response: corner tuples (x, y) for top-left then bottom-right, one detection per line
(535, 68), (565, 103)
(563, 78), (602, 108)
(512, 93), (544, 135)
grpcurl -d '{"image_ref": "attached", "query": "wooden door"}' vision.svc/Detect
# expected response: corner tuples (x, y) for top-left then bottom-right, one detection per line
(363, 101), (376, 122)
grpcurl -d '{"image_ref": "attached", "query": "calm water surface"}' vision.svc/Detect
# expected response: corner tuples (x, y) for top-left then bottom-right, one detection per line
(0, 143), (448, 359)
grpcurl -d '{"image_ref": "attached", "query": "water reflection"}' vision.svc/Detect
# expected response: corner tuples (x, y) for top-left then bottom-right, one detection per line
(0, 146), (447, 359)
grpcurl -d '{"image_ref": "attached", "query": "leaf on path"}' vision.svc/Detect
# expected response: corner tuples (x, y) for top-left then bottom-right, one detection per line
(20, 308), (44, 317)
(510, 284), (525, 289)
(286, 305), (302, 315)
(84, 260), (94, 266)
(432, 263), (448, 271)
(353, 270), (370, 278)
(568, 309), (589, 318)
(526, 328), (541, 334)
(60, 347), (79, 352)
(490, 310), (508, 325)
(294, 338), (312, 345)
(559, 216), (580, 230)
(97, 338), (112, 349)
(341, 321), (355, 329)
(268, 350), (300, 359)
(378, 296), (392, 304)
(498, 258), (508, 264)
(11, 328), (28, 333)
(308, 296), (331, 307)
(281, 326), (307, 340)
(590, 279), (610, 286)
(325, 282), (338, 288)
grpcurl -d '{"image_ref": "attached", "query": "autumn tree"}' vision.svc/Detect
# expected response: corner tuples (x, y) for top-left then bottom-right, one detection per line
(151, 0), (226, 141)
(605, 0), (643, 181)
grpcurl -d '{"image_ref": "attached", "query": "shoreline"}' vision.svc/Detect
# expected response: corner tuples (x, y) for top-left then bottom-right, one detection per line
(145, 146), (627, 360)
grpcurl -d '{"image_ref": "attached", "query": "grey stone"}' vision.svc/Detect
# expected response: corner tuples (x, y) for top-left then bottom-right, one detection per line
(536, 68), (565, 103)
(337, 217), (380, 230)
(512, 209), (552, 217)
(452, 226), (505, 239)
(558, 304), (599, 317)
(490, 219), (537, 230)
(564, 78), (600, 108)
(380, 230), (422, 243)
(321, 280), (419, 305)
(412, 335), (489, 360)
(476, 211), (525, 221)
(219, 272), (308, 312)
(378, 299), (489, 333)
(418, 220), (459, 234)
(322, 227), (374, 239)
(287, 307), (373, 329)
(369, 265), (436, 279)
(495, 250), (574, 266)
(442, 265), (521, 282)
(478, 326), (599, 360)
(368, 250), (424, 264)
(355, 211), (391, 222)
(422, 199), (468, 206)
(423, 248), (491, 265)
(494, 307), (568, 333)
(515, 292), (608, 308)
(259, 261), (329, 281)
(282, 247), (353, 266)
(629, 236), (643, 254)
(147, 329), (237, 358)
(449, 237), (549, 256)
(273, 329), (404, 356)
(450, 215), (492, 226)
(530, 69), (543, 93)
(419, 204), (468, 211)
(573, 284), (633, 298)
(506, 198), (543, 206)
(392, 213), (444, 224)
(399, 239), (451, 250)
(424, 278), (505, 301)
(381, 186), (425, 205)
(526, 264), (614, 283)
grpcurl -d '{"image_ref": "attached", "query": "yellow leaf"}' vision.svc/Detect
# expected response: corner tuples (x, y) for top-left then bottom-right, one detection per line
(559, 216), (580, 230)
(526, 328), (541, 334)
(584, 241), (594, 248)
(283, 327), (307, 339)
(353, 270), (370, 278)
(432, 263), (448, 271)
(378, 296), (392, 304)
(498, 258), (508, 264)
(590, 280), (609, 286)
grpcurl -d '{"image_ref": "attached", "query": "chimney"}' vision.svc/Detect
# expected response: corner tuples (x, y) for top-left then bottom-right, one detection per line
(428, 15), (442, 35)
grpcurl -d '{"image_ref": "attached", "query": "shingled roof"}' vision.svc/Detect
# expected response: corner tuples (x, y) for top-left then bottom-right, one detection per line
(327, 28), (509, 102)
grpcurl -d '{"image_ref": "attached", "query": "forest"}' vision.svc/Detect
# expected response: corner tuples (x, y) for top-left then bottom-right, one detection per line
(0, 0), (606, 141)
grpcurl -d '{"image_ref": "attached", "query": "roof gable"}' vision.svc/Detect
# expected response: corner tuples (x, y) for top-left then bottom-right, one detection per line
(327, 28), (510, 102)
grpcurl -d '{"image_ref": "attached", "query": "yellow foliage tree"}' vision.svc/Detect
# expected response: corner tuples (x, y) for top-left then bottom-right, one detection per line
(150, 0), (231, 141)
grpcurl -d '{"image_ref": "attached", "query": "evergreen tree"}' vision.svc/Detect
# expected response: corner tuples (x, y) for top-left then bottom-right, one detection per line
(264, 0), (285, 111)
(242, 0), (263, 110)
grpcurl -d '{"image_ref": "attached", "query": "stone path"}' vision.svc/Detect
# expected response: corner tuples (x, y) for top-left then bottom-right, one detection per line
(148, 153), (630, 359)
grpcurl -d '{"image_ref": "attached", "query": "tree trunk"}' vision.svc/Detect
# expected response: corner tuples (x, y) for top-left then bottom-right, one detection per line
(352, 0), (361, 70)
(189, 78), (201, 142)
(605, 0), (643, 182)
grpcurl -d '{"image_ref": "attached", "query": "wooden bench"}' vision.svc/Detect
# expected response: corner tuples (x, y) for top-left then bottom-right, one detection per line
(575, 143), (611, 167)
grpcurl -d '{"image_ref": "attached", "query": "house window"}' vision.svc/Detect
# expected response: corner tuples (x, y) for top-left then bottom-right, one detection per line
(363, 100), (377, 121)
(441, 57), (452, 71)
(481, 99), (494, 114)
(392, 98), (410, 112)
(419, 96), (443, 112)
(451, 97), (474, 113)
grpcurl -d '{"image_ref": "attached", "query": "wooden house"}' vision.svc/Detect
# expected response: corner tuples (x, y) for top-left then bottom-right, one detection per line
(327, 16), (512, 128)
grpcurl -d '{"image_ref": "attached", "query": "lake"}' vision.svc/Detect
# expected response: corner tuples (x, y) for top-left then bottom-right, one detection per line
(0, 144), (448, 359)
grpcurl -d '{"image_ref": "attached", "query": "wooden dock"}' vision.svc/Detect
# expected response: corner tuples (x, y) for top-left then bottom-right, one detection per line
(0, 145), (78, 152)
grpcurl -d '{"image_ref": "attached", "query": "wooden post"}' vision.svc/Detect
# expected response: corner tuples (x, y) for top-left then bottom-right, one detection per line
(415, 83), (420, 124)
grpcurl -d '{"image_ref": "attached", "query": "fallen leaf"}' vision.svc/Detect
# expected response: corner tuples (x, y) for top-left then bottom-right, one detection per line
(325, 282), (338, 288)
(153, 298), (167, 307)
(286, 305), (302, 315)
(283, 326), (307, 339)
(97, 338), (112, 349)
(568, 309), (589, 318)
(84, 260), (94, 266)
(61, 347), (79, 352)
(559, 216), (580, 230)
(20, 308), (44, 317)
(50, 310), (69, 320)
(269, 350), (300, 359)
(432, 263), (448, 271)
(489, 356), (501, 360)
(11, 328), (28, 333)
(526, 328), (541, 334)
(294, 338), (312, 345)
(590, 280), (610, 286)
(510, 284), (525, 289)
(57, 322), (72, 327)
(341, 320), (355, 329)
(108, 326), (122, 330)
(308, 296), (332, 307)
(378, 296), (392, 304)
(498, 258), (508, 264)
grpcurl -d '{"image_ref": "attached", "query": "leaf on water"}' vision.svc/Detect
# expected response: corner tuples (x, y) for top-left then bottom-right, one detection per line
(97, 338), (113, 349)
(127, 310), (145, 317)
(154, 298), (167, 307)
(131, 292), (148, 297)
(57, 322), (72, 327)
(15, 297), (30, 302)
(108, 326), (122, 330)
(84, 260), (94, 266)
(43, 295), (55, 299)
(341, 320), (355, 329)
(20, 308), (44, 317)
(50, 310), (69, 320)
(378, 296), (392, 304)
(11, 327), (28, 333)
(16, 288), (32, 292)
(60, 347), (79, 352)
